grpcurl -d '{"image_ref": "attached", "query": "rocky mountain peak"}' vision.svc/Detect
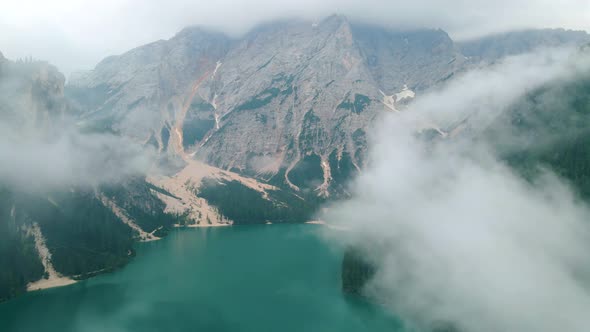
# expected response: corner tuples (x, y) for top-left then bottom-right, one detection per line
(65, 18), (590, 197)
(0, 56), (68, 134)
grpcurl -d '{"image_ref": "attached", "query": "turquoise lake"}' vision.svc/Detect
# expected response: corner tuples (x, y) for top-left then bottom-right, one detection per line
(0, 224), (403, 332)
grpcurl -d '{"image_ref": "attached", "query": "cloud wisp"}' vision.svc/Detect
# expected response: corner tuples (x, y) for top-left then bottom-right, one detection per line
(0, 125), (156, 191)
(1, 0), (589, 76)
(322, 48), (590, 332)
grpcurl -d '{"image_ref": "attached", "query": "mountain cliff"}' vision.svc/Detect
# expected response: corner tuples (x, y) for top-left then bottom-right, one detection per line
(66, 17), (459, 196)
(68, 17), (589, 197)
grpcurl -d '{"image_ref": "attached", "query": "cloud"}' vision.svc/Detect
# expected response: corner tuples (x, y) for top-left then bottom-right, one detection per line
(1, 0), (589, 76)
(322, 48), (590, 331)
(0, 59), (157, 190)
(0, 125), (156, 190)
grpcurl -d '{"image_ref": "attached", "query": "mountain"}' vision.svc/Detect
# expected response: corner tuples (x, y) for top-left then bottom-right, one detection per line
(0, 51), (316, 301)
(67, 17), (590, 198)
(0, 55), (178, 301)
(66, 16), (465, 197)
(486, 49), (590, 199)
(2, 16), (589, 302)
(458, 28), (590, 63)
(0, 56), (69, 133)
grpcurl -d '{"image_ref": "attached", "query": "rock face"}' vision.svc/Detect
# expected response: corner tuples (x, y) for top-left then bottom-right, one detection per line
(66, 16), (466, 196)
(67, 28), (231, 140)
(67, 16), (590, 197)
(0, 57), (68, 133)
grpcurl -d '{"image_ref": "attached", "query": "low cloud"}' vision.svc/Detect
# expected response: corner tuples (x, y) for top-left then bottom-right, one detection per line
(0, 125), (156, 190)
(1, 0), (589, 76)
(323, 48), (590, 331)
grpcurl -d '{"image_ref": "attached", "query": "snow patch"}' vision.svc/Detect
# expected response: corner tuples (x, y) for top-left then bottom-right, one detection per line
(395, 85), (415, 102)
(380, 85), (415, 112)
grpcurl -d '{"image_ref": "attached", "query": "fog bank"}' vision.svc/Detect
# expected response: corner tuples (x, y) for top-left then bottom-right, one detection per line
(323, 48), (590, 331)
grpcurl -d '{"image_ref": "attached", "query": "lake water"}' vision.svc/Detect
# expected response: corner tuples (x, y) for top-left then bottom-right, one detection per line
(0, 224), (403, 332)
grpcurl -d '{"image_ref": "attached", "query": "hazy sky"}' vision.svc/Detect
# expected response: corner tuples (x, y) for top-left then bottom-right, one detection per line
(1, 0), (589, 76)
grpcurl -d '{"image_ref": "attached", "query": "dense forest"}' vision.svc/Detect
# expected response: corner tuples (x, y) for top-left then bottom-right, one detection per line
(0, 177), (182, 302)
(100, 178), (178, 237)
(197, 177), (320, 224)
(0, 187), (44, 300)
(487, 70), (590, 198)
(341, 247), (376, 296)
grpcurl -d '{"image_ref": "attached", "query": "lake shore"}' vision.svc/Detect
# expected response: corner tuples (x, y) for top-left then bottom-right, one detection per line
(27, 277), (77, 292)
(26, 222), (319, 294)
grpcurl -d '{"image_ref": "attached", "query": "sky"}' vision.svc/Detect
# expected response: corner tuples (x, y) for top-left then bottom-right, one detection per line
(1, 0), (589, 77)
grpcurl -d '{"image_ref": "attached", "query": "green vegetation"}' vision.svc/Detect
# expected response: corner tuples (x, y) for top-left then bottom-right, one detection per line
(100, 178), (177, 236)
(0, 188), (44, 301)
(182, 119), (215, 148)
(145, 182), (180, 200)
(146, 133), (159, 149)
(181, 98), (217, 149)
(197, 178), (317, 224)
(234, 74), (294, 111)
(341, 247), (376, 296)
(299, 109), (328, 154)
(352, 129), (367, 167)
(287, 154), (325, 190)
(337, 94), (371, 114)
(20, 190), (133, 278)
(189, 99), (215, 113)
(257, 55), (275, 71)
(328, 150), (358, 195)
(490, 72), (590, 199)
(235, 87), (280, 111)
(161, 126), (170, 151)
(0, 178), (183, 302)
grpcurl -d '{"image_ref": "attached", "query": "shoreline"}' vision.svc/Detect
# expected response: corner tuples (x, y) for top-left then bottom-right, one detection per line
(27, 277), (77, 292)
(24, 221), (324, 294)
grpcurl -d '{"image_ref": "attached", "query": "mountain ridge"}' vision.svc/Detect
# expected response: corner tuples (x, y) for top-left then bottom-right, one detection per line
(67, 16), (590, 196)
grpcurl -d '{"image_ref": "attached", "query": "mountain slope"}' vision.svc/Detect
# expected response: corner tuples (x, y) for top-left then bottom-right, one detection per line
(68, 17), (590, 198)
(68, 16), (481, 196)
(0, 56), (177, 301)
(458, 29), (590, 63)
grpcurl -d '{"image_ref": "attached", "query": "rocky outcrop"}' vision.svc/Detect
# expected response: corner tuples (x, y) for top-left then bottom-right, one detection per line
(67, 28), (231, 143)
(66, 17), (590, 197)
(0, 57), (68, 133)
(67, 16), (466, 196)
